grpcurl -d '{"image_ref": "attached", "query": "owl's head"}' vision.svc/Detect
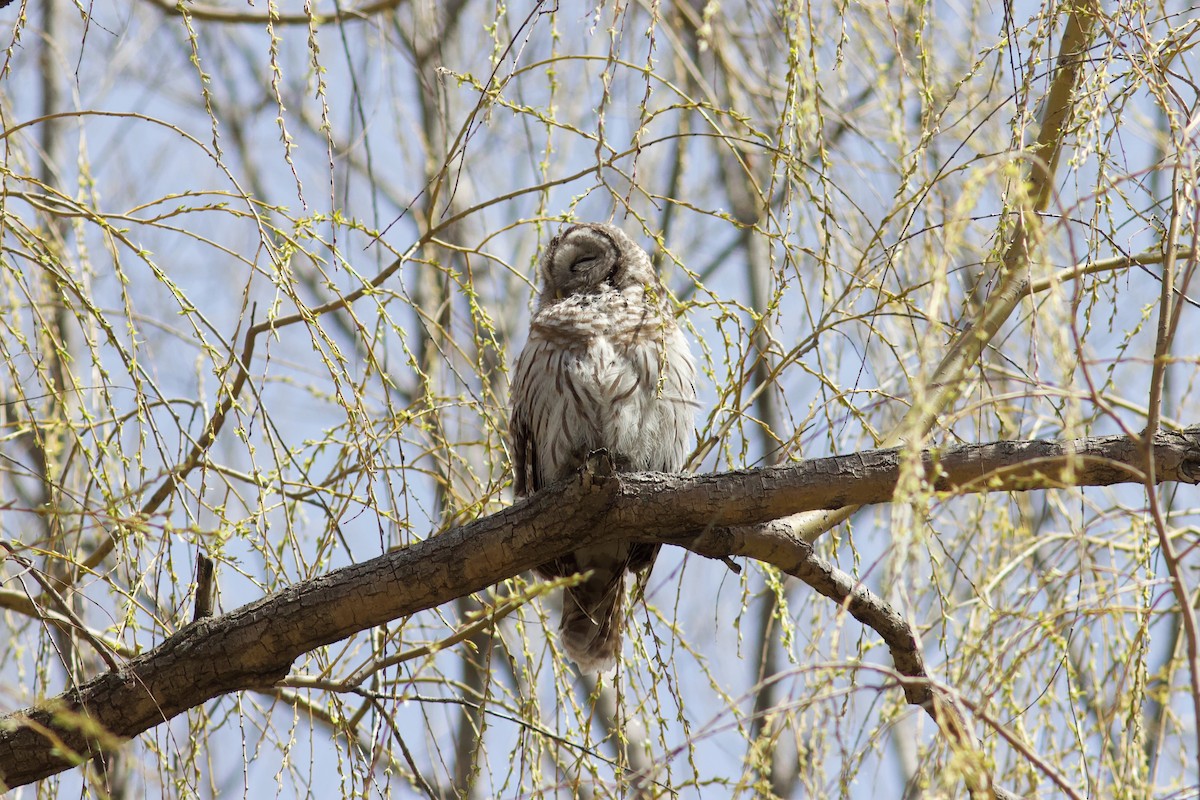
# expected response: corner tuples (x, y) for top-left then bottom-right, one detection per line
(538, 223), (657, 300)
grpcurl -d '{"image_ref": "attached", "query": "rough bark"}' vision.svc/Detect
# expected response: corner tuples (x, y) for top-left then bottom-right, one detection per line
(2, 428), (1198, 787)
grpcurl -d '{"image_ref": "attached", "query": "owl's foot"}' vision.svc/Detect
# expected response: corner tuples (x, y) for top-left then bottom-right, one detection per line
(582, 448), (617, 478)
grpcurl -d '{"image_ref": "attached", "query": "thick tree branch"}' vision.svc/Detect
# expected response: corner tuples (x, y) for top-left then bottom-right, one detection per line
(2, 428), (1198, 787)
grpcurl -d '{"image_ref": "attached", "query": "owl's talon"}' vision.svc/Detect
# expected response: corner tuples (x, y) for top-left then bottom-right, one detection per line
(584, 449), (616, 478)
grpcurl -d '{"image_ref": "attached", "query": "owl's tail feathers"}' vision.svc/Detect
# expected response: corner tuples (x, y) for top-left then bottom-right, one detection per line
(560, 571), (626, 673)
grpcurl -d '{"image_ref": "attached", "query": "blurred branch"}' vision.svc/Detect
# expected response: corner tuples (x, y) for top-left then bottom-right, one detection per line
(1141, 152), (1200, 772)
(786, 0), (1103, 545)
(66, 307), (263, 582)
(771, 534), (1038, 800)
(579, 674), (655, 799)
(2, 427), (1198, 787)
(1028, 247), (1197, 297)
(140, 0), (410, 25)
(0, 587), (131, 663)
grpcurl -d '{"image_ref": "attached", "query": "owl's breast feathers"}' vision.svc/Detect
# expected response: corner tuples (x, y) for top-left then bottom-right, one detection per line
(530, 284), (662, 348)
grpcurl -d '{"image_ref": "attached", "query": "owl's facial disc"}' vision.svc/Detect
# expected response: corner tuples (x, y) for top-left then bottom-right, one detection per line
(549, 226), (622, 296)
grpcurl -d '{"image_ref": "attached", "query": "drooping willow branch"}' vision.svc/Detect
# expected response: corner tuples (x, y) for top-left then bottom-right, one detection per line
(1, 427), (1198, 788)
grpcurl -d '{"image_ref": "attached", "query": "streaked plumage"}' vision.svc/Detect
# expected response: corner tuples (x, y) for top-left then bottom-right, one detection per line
(509, 223), (696, 672)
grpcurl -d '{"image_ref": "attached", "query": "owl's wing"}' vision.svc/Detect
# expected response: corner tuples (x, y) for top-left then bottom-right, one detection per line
(626, 324), (697, 575)
(510, 330), (586, 581)
(511, 413), (539, 497)
(509, 339), (543, 498)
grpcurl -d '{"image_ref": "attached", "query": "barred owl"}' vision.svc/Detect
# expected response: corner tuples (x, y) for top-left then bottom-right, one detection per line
(509, 222), (697, 672)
